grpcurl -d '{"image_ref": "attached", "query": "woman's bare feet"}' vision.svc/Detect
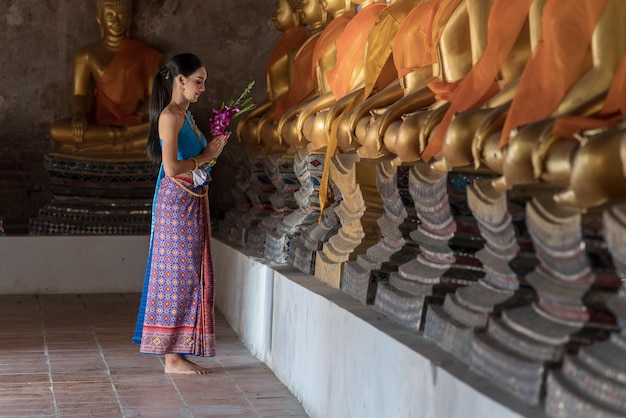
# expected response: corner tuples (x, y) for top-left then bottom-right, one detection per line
(164, 354), (212, 375)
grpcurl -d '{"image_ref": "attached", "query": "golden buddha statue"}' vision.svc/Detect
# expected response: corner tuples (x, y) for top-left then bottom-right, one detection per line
(423, 0), (536, 172)
(355, 0), (466, 163)
(277, 0), (358, 152)
(257, 0), (329, 153)
(50, 0), (162, 158)
(292, 0), (387, 154)
(330, 0), (422, 157)
(344, 0), (490, 166)
(236, 0), (309, 152)
(490, 0), (625, 191)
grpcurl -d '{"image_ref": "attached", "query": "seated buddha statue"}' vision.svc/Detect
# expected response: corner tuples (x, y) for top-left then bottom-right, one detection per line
(277, 0), (358, 152)
(351, 0), (491, 165)
(326, 0), (422, 155)
(292, 0), (388, 154)
(257, 0), (329, 153)
(354, 0), (469, 163)
(544, 51), (626, 209)
(236, 0), (309, 152)
(50, 0), (162, 158)
(489, 0), (625, 191)
(420, 0), (536, 172)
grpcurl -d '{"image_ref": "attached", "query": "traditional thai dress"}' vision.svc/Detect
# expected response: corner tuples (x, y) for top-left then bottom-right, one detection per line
(133, 111), (216, 357)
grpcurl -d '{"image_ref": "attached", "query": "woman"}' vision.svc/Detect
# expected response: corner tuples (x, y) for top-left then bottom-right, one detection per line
(133, 53), (229, 374)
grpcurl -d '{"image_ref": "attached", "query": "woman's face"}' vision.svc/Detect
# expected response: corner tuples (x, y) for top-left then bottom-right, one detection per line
(182, 67), (207, 103)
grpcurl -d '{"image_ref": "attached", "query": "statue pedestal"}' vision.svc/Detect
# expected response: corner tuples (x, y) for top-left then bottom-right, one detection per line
(545, 205), (626, 417)
(424, 179), (527, 359)
(264, 150), (322, 264)
(373, 164), (484, 330)
(467, 196), (614, 406)
(227, 154), (277, 248)
(219, 153), (252, 240)
(291, 202), (340, 275)
(341, 163), (419, 304)
(246, 153), (299, 255)
(314, 154), (383, 289)
(29, 153), (157, 235)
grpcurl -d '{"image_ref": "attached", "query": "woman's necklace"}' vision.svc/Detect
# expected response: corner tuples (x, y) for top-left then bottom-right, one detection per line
(173, 102), (203, 141)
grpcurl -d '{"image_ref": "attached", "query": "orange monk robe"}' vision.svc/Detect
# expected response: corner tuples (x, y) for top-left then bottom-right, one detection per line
(552, 52), (626, 138)
(421, 0), (533, 162)
(389, 0), (463, 104)
(265, 26), (310, 77)
(310, 12), (357, 88)
(498, 0), (608, 148)
(271, 34), (321, 120)
(326, 3), (388, 100)
(94, 38), (162, 126)
(347, 0), (423, 112)
(392, 0), (442, 79)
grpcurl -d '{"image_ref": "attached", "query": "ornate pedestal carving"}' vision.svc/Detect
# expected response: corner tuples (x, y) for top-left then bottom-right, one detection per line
(229, 154), (277, 248)
(30, 154), (157, 235)
(291, 202), (340, 275)
(219, 153), (252, 240)
(264, 150), (323, 264)
(424, 180), (522, 358)
(469, 195), (595, 405)
(545, 204), (626, 418)
(341, 161), (415, 304)
(246, 153), (300, 255)
(314, 154), (383, 289)
(374, 163), (483, 330)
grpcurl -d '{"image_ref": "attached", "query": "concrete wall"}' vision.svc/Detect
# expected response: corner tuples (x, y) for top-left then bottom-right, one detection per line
(211, 240), (543, 418)
(0, 0), (278, 230)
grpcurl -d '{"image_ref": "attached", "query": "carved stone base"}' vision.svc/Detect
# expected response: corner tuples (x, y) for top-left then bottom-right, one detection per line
(30, 154), (157, 235)
(374, 280), (429, 330)
(545, 334), (626, 417)
(292, 243), (317, 276)
(470, 328), (547, 405)
(247, 212), (284, 255)
(424, 280), (515, 357)
(315, 251), (343, 289)
(469, 304), (581, 405)
(292, 204), (340, 275)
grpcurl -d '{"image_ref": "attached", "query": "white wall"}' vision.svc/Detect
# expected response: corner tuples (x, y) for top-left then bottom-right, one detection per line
(0, 236), (148, 294)
(211, 240), (539, 418)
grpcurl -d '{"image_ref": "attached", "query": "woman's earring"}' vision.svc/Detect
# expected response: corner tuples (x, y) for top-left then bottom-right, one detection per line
(180, 83), (185, 93)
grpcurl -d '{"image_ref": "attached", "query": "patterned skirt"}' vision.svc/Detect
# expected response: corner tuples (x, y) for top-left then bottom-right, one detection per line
(138, 175), (216, 357)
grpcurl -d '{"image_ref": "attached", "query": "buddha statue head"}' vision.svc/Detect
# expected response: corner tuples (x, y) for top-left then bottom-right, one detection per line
(288, 0), (306, 21)
(320, 0), (356, 16)
(301, 0), (327, 30)
(96, 0), (133, 40)
(274, 0), (302, 30)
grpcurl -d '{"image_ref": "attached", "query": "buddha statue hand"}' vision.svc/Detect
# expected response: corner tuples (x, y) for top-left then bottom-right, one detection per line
(71, 115), (88, 144)
(356, 109), (387, 159)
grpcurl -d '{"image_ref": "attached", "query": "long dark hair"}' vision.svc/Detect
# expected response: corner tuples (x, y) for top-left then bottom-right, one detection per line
(146, 53), (204, 162)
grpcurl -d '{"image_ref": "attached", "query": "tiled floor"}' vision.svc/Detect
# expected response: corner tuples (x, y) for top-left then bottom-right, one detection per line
(0, 294), (308, 418)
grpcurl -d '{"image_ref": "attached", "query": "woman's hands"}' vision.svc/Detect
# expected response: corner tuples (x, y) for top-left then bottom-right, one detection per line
(200, 132), (231, 164)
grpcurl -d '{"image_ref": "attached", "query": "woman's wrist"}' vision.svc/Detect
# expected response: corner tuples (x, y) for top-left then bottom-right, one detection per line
(190, 157), (199, 171)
